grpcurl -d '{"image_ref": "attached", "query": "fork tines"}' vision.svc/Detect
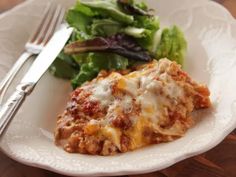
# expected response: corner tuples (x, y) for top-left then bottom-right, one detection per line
(29, 3), (65, 46)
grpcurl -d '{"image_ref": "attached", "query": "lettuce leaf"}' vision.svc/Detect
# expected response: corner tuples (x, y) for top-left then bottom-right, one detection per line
(91, 19), (122, 36)
(66, 9), (92, 33)
(80, 0), (134, 24)
(134, 16), (160, 51)
(156, 26), (187, 65)
(123, 27), (151, 38)
(74, 1), (98, 16)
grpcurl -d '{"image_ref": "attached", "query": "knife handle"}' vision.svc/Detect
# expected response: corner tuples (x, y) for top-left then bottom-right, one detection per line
(0, 51), (33, 104)
(0, 83), (34, 136)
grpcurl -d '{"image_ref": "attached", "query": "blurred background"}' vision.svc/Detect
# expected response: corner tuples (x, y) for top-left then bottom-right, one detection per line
(0, 0), (24, 12)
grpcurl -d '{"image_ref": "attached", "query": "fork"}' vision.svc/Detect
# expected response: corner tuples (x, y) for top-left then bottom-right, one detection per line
(0, 3), (65, 105)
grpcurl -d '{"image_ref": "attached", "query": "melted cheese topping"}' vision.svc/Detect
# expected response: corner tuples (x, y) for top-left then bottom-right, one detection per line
(117, 77), (139, 96)
(89, 78), (114, 107)
(85, 59), (186, 150)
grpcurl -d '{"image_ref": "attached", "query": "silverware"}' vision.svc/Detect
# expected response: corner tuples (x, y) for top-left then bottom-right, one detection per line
(0, 3), (65, 105)
(0, 24), (73, 136)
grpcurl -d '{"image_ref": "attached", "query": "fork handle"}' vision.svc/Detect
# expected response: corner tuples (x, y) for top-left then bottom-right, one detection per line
(0, 82), (34, 136)
(0, 51), (33, 103)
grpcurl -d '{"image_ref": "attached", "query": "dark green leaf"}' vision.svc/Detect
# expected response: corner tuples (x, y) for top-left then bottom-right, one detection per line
(71, 65), (99, 89)
(50, 52), (79, 79)
(66, 9), (92, 33)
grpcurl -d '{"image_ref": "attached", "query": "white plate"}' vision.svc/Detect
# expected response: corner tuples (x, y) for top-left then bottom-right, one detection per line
(0, 0), (236, 176)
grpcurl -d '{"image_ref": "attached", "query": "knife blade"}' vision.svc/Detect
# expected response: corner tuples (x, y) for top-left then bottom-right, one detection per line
(21, 24), (73, 84)
(0, 24), (73, 136)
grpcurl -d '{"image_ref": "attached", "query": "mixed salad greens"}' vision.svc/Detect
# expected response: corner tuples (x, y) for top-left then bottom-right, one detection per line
(50, 0), (187, 89)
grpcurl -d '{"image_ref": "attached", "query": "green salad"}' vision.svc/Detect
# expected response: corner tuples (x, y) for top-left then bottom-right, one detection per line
(50, 0), (187, 89)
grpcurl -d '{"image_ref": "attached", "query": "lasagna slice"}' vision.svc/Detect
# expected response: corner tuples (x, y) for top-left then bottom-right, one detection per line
(55, 58), (211, 155)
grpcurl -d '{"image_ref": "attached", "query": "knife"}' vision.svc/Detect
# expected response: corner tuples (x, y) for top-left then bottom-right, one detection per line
(0, 24), (73, 136)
